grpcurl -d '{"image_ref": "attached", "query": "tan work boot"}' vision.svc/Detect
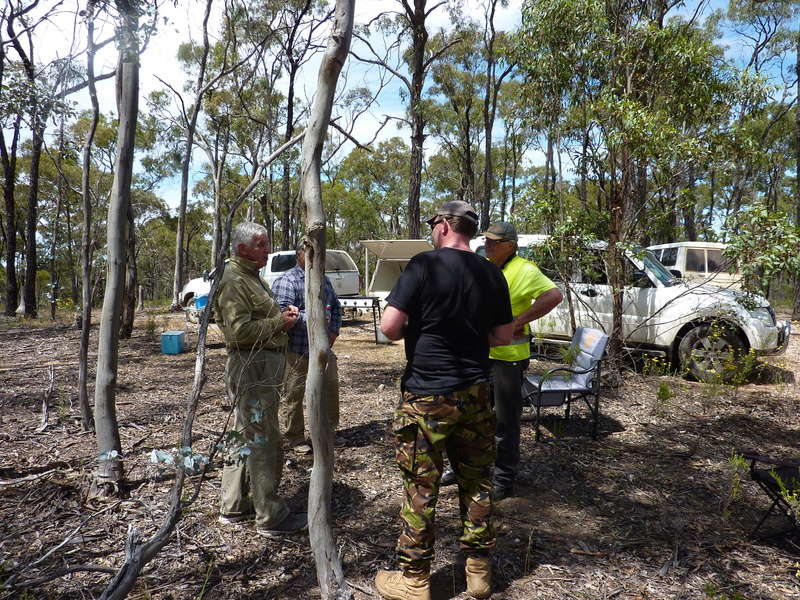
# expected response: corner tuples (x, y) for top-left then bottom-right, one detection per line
(374, 569), (431, 600)
(465, 555), (492, 598)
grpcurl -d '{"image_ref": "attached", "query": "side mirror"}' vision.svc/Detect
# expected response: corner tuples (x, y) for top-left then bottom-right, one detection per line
(669, 269), (682, 279)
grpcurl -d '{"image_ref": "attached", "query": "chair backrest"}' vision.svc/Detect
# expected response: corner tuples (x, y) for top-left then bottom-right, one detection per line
(569, 327), (609, 387)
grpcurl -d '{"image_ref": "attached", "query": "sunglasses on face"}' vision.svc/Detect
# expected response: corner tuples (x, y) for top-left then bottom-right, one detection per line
(428, 217), (446, 230)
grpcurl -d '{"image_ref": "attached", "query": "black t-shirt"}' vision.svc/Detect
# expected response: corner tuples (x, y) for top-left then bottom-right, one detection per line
(386, 247), (512, 395)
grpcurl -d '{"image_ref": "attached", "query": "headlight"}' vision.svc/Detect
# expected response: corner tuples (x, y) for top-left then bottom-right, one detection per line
(748, 307), (775, 325)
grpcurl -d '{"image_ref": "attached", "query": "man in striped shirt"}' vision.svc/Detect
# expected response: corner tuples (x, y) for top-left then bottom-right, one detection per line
(272, 243), (342, 454)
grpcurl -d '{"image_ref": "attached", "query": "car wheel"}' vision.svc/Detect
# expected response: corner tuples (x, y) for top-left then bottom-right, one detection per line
(678, 322), (746, 383)
(185, 298), (200, 324)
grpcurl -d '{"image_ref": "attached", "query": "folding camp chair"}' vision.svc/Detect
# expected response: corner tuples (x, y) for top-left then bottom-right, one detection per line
(522, 327), (609, 441)
(741, 451), (800, 537)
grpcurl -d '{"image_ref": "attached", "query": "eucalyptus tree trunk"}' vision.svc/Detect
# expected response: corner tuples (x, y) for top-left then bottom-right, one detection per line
(300, 0), (354, 596)
(119, 201), (136, 338)
(78, 14), (100, 433)
(170, 0), (214, 309)
(479, 0), (512, 230)
(64, 193), (79, 304)
(405, 0), (430, 239)
(93, 1), (139, 493)
(22, 117), (45, 317)
(1, 112), (20, 316)
(49, 123), (64, 321)
(0, 26), (20, 316)
(794, 32), (800, 319)
(606, 147), (628, 367)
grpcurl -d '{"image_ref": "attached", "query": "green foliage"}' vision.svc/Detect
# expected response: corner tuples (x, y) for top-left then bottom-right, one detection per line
(770, 468), (800, 519)
(698, 583), (746, 600)
(642, 355), (672, 377)
(724, 204), (800, 296)
(720, 451), (748, 522)
(144, 314), (157, 341)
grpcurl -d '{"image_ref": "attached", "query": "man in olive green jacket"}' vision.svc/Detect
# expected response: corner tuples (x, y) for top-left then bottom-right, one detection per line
(213, 222), (307, 536)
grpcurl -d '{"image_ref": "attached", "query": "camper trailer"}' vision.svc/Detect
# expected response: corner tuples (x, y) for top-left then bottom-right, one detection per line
(360, 239), (434, 304)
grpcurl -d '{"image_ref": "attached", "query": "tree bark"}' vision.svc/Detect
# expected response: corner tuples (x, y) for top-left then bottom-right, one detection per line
(480, 3), (512, 231)
(78, 13), (99, 433)
(64, 186), (79, 304)
(49, 121), (65, 321)
(0, 21), (19, 316)
(170, 0), (214, 309)
(23, 118), (45, 318)
(280, 0), (314, 250)
(1, 113), (20, 317)
(300, 0), (354, 597)
(119, 201), (136, 339)
(794, 31), (800, 319)
(93, 1), (139, 493)
(682, 166), (697, 241)
(405, 1), (427, 240)
(8, 6), (49, 319)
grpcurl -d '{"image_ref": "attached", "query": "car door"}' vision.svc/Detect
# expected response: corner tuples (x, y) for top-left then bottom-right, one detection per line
(521, 244), (573, 341)
(619, 255), (658, 344)
(570, 250), (613, 333)
(570, 250), (657, 343)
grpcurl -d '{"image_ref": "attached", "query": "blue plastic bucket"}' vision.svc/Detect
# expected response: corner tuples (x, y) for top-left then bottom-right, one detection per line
(195, 295), (208, 309)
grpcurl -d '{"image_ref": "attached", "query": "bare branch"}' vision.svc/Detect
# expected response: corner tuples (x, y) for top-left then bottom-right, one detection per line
(423, 37), (461, 71)
(350, 33), (410, 89)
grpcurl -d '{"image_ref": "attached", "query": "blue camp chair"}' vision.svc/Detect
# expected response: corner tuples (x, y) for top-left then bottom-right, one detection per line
(522, 327), (609, 441)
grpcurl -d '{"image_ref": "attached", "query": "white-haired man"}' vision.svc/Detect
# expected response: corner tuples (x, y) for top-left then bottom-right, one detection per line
(213, 222), (307, 536)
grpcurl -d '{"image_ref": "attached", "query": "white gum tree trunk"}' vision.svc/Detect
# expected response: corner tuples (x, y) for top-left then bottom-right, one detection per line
(300, 0), (355, 597)
(93, 0), (139, 493)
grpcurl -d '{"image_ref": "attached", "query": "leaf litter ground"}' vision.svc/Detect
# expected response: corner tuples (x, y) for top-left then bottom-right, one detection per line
(0, 311), (799, 599)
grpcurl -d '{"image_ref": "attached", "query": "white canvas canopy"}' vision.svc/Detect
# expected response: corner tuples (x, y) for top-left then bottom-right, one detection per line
(360, 239), (434, 302)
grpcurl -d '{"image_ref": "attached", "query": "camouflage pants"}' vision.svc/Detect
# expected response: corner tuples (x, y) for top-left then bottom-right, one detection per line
(393, 383), (496, 571)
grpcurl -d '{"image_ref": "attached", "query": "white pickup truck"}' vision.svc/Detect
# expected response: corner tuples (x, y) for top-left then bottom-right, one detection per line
(471, 234), (790, 382)
(259, 249), (360, 297)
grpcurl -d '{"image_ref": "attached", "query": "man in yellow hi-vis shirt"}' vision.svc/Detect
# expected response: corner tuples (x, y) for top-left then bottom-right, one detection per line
(483, 222), (563, 501)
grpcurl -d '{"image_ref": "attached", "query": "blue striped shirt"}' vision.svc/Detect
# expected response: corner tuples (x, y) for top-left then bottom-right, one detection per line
(272, 266), (342, 356)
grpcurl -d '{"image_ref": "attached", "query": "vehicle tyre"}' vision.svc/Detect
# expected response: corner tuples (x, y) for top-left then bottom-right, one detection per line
(677, 322), (746, 383)
(185, 298), (199, 324)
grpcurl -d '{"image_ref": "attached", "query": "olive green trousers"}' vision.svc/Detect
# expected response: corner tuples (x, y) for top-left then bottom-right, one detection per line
(281, 350), (340, 446)
(220, 348), (289, 528)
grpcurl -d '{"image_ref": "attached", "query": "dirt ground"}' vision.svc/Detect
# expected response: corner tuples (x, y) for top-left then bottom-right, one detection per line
(1, 310), (799, 600)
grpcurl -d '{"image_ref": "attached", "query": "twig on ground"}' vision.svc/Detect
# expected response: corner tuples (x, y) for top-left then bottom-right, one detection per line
(28, 501), (122, 569)
(10, 564), (118, 589)
(0, 469), (57, 487)
(345, 579), (373, 595)
(35, 366), (55, 433)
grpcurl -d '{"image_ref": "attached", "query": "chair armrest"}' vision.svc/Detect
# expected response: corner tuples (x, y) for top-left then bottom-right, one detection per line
(539, 365), (596, 380)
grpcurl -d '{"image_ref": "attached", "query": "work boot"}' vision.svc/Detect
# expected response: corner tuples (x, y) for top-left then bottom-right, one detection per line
(374, 569), (431, 600)
(465, 555), (492, 599)
(440, 467), (456, 486)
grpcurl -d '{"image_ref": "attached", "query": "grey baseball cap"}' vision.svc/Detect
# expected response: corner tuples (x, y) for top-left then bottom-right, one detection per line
(425, 200), (479, 225)
(482, 222), (518, 242)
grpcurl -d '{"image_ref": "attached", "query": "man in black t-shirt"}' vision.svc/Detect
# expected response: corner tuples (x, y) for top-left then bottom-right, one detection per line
(374, 201), (513, 600)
